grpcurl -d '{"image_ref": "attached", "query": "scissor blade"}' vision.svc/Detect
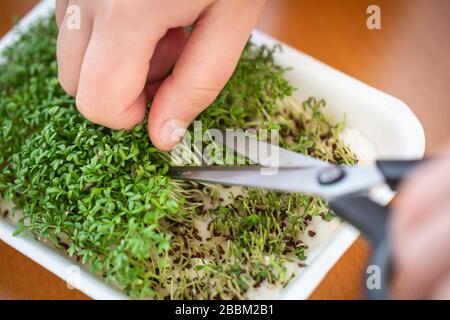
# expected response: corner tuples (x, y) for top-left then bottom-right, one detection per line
(222, 130), (328, 168)
(169, 165), (385, 199)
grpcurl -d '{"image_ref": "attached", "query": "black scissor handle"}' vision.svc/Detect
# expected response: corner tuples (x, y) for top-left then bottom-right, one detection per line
(376, 160), (423, 190)
(329, 196), (391, 300)
(327, 159), (426, 299)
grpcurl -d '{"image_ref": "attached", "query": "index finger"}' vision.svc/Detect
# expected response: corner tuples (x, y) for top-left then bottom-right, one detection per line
(76, 16), (164, 130)
(148, 0), (267, 150)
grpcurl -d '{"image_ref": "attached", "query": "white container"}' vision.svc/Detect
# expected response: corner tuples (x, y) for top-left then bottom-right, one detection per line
(0, 0), (425, 300)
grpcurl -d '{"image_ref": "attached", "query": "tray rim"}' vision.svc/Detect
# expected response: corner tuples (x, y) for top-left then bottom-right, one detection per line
(0, 0), (425, 300)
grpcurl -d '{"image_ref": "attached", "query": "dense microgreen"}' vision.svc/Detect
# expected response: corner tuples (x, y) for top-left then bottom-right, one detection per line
(0, 15), (356, 299)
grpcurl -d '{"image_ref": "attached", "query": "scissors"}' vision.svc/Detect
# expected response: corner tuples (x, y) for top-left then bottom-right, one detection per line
(169, 132), (424, 299)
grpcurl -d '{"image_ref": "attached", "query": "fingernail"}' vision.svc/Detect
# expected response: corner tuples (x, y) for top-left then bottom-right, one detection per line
(160, 119), (187, 149)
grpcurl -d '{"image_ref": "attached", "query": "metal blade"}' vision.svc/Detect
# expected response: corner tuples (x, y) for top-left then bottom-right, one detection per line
(220, 130), (328, 168)
(169, 165), (385, 199)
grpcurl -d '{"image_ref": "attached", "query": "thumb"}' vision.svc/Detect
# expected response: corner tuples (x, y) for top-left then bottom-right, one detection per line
(148, 0), (265, 151)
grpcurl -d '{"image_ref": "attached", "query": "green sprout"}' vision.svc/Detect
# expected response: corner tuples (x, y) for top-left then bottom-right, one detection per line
(0, 15), (356, 299)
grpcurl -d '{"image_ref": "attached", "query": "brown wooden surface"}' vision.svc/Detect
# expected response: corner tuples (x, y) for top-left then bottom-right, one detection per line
(0, 0), (449, 300)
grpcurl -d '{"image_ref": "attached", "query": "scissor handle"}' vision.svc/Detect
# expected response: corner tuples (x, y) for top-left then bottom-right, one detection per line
(327, 159), (426, 299)
(329, 196), (392, 300)
(376, 160), (423, 190)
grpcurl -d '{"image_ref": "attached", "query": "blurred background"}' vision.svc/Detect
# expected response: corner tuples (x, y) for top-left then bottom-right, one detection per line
(0, 0), (449, 300)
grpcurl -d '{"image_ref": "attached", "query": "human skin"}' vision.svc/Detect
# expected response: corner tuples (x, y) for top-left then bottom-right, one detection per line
(55, 0), (267, 151)
(392, 146), (450, 299)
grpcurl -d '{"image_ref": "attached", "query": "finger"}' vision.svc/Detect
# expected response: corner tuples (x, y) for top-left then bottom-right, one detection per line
(55, 0), (69, 28)
(145, 27), (189, 98)
(76, 17), (164, 130)
(148, 0), (266, 151)
(145, 80), (163, 98)
(392, 153), (450, 238)
(393, 202), (450, 299)
(147, 27), (189, 85)
(57, 0), (93, 96)
(430, 272), (450, 300)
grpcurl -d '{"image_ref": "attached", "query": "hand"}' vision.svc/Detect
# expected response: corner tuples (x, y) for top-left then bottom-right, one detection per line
(392, 146), (450, 299)
(56, 0), (267, 150)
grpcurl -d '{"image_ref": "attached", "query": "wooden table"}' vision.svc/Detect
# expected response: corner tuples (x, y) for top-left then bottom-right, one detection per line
(0, 0), (449, 300)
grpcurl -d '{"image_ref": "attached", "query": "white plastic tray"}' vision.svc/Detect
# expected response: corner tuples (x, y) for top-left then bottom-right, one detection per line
(0, 0), (425, 300)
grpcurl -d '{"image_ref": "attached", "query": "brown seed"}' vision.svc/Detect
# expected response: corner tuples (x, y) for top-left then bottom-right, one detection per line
(59, 242), (69, 250)
(196, 252), (205, 259)
(308, 230), (316, 237)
